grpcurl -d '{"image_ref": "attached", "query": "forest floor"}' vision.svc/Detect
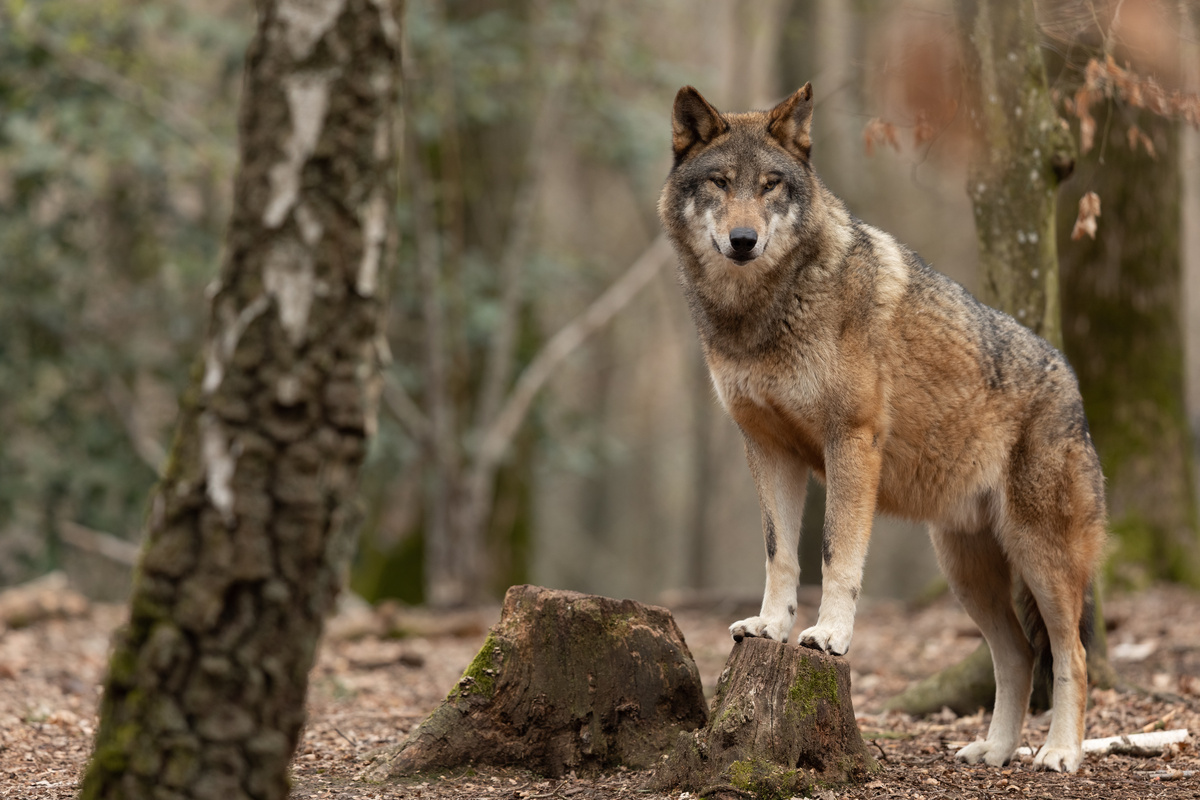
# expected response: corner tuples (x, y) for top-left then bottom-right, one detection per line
(0, 578), (1198, 800)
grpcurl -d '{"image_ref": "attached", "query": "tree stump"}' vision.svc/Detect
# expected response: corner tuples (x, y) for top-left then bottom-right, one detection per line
(366, 585), (708, 779)
(656, 638), (877, 798)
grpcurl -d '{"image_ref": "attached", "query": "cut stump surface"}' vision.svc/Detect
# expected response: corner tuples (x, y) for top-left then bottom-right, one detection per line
(656, 637), (877, 798)
(367, 585), (708, 779)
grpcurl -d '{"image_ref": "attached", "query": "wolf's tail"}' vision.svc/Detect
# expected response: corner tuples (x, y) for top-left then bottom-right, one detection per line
(1015, 578), (1094, 702)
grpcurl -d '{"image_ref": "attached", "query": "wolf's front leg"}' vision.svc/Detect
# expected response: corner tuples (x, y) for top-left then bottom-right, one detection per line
(730, 442), (809, 644)
(798, 429), (881, 656)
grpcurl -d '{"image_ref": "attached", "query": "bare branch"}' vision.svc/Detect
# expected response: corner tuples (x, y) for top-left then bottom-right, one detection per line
(58, 520), (140, 567)
(475, 234), (673, 475)
(381, 375), (432, 444)
(104, 378), (168, 477)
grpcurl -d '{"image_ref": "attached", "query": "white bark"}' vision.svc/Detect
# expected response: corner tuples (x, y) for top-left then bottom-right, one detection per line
(200, 411), (236, 526)
(263, 236), (316, 346)
(202, 295), (271, 394)
(357, 189), (388, 297)
(277, 0), (348, 60)
(264, 73), (332, 228)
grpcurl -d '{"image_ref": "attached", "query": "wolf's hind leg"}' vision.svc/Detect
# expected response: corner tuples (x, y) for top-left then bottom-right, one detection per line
(730, 442), (809, 644)
(1019, 556), (1091, 773)
(930, 523), (1032, 768)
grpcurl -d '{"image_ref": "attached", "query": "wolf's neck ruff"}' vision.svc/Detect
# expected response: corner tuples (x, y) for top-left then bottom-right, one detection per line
(674, 179), (853, 359)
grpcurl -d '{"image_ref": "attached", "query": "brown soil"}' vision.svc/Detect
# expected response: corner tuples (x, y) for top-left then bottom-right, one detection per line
(1, 584), (1197, 799)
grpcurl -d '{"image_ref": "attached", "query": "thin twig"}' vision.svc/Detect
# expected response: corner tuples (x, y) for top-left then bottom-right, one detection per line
(58, 520), (140, 566)
(380, 376), (432, 444)
(474, 234), (672, 476)
(104, 377), (168, 477)
(527, 780), (568, 799)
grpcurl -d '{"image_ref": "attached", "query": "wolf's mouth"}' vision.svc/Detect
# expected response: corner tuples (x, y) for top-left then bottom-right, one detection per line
(711, 235), (761, 264)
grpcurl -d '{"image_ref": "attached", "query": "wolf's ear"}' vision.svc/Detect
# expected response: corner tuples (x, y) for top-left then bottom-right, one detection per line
(672, 86), (728, 163)
(768, 83), (814, 159)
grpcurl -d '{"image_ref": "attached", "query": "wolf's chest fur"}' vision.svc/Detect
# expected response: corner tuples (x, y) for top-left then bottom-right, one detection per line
(696, 235), (1026, 528)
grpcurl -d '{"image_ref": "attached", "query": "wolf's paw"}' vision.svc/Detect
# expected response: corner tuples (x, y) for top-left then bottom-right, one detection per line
(729, 615), (792, 643)
(797, 622), (852, 656)
(1032, 744), (1082, 773)
(955, 739), (1016, 767)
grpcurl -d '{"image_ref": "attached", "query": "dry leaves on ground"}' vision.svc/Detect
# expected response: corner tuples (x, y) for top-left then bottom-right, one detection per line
(1, 584), (1198, 799)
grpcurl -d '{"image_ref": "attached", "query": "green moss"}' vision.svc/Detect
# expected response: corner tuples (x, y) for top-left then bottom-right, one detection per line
(786, 659), (839, 719)
(725, 758), (809, 800)
(840, 751), (881, 778)
(450, 632), (504, 700)
(106, 646), (137, 688)
(93, 721), (138, 772)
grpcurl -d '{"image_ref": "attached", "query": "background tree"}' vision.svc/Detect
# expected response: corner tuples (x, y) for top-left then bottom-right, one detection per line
(78, 0), (403, 797)
(1050, 0), (1200, 589)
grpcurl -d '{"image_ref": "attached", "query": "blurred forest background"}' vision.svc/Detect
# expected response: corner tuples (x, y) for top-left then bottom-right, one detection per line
(2, 0), (1199, 609)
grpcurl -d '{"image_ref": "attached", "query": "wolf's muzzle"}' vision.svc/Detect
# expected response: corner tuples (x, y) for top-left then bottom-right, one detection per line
(729, 227), (758, 261)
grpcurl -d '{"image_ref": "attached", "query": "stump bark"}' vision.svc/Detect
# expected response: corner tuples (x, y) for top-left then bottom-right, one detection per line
(656, 638), (877, 799)
(367, 585), (708, 779)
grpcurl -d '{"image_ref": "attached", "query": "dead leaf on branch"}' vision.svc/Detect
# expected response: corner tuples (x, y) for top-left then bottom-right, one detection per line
(1064, 56), (1200, 154)
(913, 110), (938, 148)
(1071, 191), (1102, 241)
(1127, 125), (1157, 158)
(863, 118), (900, 156)
(1074, 86), (1098, 154)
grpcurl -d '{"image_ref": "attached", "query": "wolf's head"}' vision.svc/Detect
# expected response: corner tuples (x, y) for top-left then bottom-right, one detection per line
(658, 84), (821, 282)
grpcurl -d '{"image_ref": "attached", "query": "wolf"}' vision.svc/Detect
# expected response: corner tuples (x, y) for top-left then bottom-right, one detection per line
(658, 84), (1107, 773)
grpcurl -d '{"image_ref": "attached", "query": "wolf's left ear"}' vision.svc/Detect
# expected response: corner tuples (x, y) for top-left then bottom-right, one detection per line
(768, 83), (814, 159)
(672, 86), (728, 163)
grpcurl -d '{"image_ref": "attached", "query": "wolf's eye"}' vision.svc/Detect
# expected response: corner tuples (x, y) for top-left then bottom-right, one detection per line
(710, 176), (729, 190)
(764, 177), (781, 192)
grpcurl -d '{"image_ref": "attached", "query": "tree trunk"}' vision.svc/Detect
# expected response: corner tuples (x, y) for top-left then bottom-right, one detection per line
(78, 2), (403, 798)
(656, 639), (877, 798)
(958, 0), (1075, 344)
(1059, 106), (1200, 588)
(367, 585), (708, 779)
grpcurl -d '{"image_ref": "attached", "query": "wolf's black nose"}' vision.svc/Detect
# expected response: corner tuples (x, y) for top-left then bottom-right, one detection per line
(729, 227), (758, 254)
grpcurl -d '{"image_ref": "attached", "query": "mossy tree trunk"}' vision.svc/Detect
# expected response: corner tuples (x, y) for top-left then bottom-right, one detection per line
(1059, 110), (1200, 588)
(958, 0), (1075, 341)
(78, 2), (403, 798)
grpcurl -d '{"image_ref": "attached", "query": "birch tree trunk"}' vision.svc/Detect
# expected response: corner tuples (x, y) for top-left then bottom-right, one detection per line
(78, 1), (403, 797)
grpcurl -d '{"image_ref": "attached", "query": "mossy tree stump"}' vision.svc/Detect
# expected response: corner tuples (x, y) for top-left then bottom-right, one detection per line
(657, 638), (877, 799)
(366, 585), (708, 779)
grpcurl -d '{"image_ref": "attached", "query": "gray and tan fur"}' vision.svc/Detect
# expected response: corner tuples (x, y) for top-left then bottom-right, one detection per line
(658, 84), (1106, 773)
